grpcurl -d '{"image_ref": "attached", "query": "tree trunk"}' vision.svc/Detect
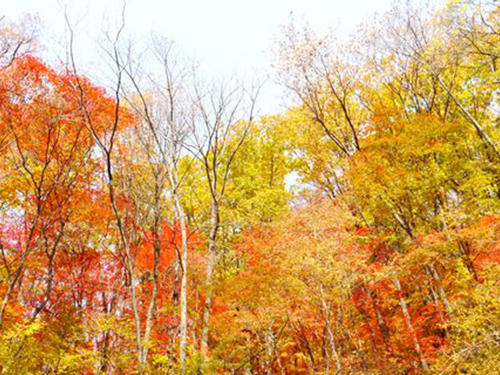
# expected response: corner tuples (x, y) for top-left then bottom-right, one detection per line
(142, 219), (161, 367)
(427, 264), (454, 321)
(174, 190), (189, 373)
(319, 288), (342, 374)
(365, 287), (391, 352)
(201, 200), (220, 356)
(392, 277), (428, 371)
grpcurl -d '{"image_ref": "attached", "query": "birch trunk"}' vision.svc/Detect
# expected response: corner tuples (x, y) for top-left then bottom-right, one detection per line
(392, 277), (428, 371)
(173, 188), (189, 372)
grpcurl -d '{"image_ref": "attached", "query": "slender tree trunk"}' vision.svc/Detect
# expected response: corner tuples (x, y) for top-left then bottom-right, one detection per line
(435, 75), (500, 160)
(267, 320), (274, 375)
(426, 264), (454, 321)
(142, 220), (161, 366)
(31, 228), (64, 322)
(325, 310), (342, 374)
(319, 287), (342, 374)
(346, 306), (368, 371)
(0, 265), (24, 332)
(201, 200), (220, 356)
(428, 283), (446, 325)
(367, 288), (391, 352)
(392, 277), (428, 371)
(105, 163), (144, 374)
(458, 241), (479, 282)
(173, 188), (189, 372)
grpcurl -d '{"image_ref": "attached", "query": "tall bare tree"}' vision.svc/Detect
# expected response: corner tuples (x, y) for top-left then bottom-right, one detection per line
(120, 37), (193, 372)
(186, 77), (259, 356)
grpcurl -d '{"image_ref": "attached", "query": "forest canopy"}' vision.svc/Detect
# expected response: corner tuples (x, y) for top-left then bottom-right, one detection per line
(1, 0), (500, 373)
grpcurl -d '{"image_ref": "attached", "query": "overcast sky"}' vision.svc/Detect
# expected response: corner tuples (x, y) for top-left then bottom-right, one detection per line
(2, 0), (444, 113)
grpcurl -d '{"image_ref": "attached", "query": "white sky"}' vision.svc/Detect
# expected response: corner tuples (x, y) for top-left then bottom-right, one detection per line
(2, 0), (445, 113)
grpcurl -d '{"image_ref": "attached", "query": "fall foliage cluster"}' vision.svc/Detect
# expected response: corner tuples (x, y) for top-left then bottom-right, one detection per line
(2, 1), (500, 373)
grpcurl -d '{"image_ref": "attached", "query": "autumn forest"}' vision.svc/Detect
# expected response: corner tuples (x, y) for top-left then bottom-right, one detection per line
(1, 0), (500, 373)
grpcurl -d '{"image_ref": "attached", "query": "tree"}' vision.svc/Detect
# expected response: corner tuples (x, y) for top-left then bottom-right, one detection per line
(186, 78), (259, 357)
